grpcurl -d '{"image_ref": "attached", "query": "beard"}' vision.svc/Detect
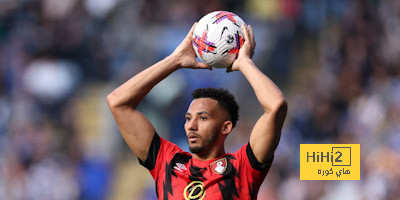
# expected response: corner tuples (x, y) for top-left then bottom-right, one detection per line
(188, 131), (219, 154)
(189, 145), (205, 154)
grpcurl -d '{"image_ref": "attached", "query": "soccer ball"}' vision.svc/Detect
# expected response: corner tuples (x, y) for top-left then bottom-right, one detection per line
(192, 11), (246, 68)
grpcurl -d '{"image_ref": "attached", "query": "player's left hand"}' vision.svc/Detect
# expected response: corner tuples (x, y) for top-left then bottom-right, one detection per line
(227, 24), (256, 72)
(172, 22), (212, 70)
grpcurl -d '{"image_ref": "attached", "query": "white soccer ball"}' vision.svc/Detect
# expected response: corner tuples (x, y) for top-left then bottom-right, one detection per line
(192, 11), (246, 68)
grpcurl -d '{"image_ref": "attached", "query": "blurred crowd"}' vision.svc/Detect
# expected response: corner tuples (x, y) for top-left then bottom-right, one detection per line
(1, 0), (399, 199)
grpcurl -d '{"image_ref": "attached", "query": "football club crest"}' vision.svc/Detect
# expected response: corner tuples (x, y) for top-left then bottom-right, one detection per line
(210, 158), (227, 174)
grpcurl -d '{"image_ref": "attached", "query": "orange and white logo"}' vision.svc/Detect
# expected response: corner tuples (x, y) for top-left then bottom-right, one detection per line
(210, 158), (227, 174)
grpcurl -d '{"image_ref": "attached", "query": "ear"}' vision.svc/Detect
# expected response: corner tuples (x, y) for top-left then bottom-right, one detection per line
(221, 121), (233, 135)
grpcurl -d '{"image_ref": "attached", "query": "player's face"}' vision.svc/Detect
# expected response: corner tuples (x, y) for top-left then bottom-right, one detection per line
(185, 98), (226, 154)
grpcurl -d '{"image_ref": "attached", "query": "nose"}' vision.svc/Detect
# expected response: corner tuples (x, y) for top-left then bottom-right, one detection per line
(186, 118), (198, 131)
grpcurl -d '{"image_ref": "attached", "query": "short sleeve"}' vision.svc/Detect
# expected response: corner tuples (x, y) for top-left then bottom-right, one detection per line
(138, 132), (184, 179)
(139, 133), (161, 170)
(245, 142), (273, 171)
(234, 143), (273, 173)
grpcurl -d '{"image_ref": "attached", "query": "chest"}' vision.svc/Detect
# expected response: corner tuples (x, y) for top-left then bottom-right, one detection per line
(173, 157), (239, 183)
(155, 155), (250, 199)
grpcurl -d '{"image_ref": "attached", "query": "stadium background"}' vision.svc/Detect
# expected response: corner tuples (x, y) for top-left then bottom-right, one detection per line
(1, 0), (399, 199)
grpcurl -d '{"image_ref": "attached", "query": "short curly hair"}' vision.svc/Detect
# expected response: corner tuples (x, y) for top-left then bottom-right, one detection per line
(191, 88), (239, 128)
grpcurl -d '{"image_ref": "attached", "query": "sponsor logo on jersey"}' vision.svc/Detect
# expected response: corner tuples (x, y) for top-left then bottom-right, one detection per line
(184, 181), (205, 200)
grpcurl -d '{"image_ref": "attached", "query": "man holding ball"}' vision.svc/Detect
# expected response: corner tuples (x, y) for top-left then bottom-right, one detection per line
(107, 22), (287, 199)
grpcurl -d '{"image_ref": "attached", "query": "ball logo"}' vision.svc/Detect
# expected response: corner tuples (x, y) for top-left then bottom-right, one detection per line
(183, 181), (205, 200)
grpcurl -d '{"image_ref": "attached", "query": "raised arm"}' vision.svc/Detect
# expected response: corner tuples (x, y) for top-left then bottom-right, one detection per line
(230, 25), (287, 164)
(107, 23), (210, 161)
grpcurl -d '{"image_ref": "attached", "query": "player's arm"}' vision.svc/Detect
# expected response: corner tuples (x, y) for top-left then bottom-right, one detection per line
(107, 23), (211, 162)
(230, 24), (287, 164)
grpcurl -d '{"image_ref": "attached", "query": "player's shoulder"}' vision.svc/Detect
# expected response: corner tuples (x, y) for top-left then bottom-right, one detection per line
(231, 142), (273, 172)
(223, 143), (249, 165)
(158, 134), (185, 153)
(231, 142), (250, 157)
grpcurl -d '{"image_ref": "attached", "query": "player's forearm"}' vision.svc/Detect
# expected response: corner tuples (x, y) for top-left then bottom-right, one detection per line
(107, 55), (180, 109)
(239, 58), (286, 113)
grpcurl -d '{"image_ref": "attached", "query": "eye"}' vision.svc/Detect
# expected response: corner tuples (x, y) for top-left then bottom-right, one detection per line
(186, 116), (191, 121)
(200, 116), (208, 120)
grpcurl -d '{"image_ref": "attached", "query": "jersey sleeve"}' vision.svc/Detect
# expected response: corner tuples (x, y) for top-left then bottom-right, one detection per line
(245, 142), (273, 171)
(138, 132), (184, 179)
(232, 143), (273, 199)
(235, 143), (273, 182)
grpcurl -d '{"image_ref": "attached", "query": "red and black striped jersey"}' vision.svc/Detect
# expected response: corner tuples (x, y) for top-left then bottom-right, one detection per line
(139, 133), (273, 200)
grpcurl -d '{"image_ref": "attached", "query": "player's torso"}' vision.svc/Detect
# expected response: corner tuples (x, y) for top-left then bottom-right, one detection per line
(155, 153), (253, 200)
